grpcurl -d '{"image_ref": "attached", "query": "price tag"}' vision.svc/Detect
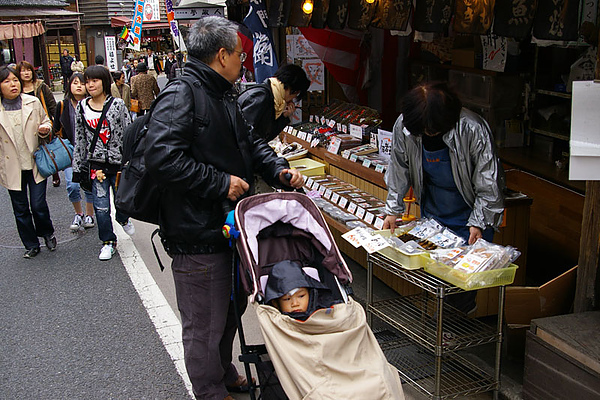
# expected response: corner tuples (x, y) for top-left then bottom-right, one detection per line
(355, 206), (366, 219)
(298, 131), (307, 141)
(306, 177), (314, 188)
(309, 115), (314, 123)
(306, 133), (313, 142)
(320, 116), (326, 125)
(350, 154), (358, 162)
(318, 185), (326, 195)
(291, 128), (298, 137)
(328, 119), (337, 128)
(324, 189), (333, 200)
(374, 217), (385, 230)
(348, 202), (357, 214)
(364, 211), (375, 225)
(337, 122), (342, 131)
(342, 124), (348, 134)
(349, 124), (363, 140)
(327, 137), (342, 154)
(313, 183), (321, 192)
(362, 159), (372, 168)
(331, 192), (340, 204)
(310, 138), (320, 148)
(375, 164), (385, 173)
(339, 197), (348, 208)
(341, 150), (350, 159)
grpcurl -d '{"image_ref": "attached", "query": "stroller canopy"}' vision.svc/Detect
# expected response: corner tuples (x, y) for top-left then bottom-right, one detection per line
(235, 192), (352, 302)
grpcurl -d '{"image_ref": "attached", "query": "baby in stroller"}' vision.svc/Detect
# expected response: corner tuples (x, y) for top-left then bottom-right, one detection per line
(264, 260), (341, 321)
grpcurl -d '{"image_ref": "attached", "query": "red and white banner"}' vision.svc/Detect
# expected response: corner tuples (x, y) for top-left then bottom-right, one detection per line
(299, 27), (366, 103)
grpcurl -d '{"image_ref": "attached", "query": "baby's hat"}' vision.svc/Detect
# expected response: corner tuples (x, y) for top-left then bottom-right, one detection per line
(264, 260), (328, 304)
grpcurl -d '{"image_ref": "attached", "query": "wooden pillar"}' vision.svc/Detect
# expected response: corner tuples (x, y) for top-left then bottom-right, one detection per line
(573, 29), (600, 312)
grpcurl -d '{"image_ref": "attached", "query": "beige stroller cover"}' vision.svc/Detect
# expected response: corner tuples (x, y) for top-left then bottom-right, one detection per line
(256, 298), (405, 400)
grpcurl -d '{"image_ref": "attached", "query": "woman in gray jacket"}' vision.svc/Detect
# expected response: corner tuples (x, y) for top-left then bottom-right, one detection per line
(383, 82), (505, 313)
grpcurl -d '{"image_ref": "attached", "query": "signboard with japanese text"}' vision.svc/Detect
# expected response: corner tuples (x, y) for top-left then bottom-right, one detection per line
(129, 0), (145, 51)
(481, 35), (507, 72)
(104, 36), (118, 71)
(244, 0), (278, 83)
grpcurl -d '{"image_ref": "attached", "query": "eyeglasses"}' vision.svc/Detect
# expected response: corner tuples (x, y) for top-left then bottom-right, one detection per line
(233, 49), (247, 63)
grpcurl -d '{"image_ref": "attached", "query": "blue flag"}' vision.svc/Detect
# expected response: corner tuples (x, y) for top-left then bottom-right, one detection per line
(243, 0), (278, 83)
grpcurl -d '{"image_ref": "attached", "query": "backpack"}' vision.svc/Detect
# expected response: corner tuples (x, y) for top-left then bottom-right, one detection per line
(115, 75), (208, 226)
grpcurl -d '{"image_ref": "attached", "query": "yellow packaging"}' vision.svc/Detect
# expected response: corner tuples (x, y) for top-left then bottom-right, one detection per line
(290, 158), (326, 176)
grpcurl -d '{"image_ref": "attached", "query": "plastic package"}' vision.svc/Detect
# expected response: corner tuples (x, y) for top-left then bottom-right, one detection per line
(346, 220), (368, 229)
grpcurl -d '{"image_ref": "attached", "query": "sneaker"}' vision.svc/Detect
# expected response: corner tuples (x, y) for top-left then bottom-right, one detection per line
(83, 215), (95, 229)
(44, 235), (57, 251)
(121, 219), (135, 235)
(23, 247), (40, 259)
(99, 243), (115, 260)
(70, 214), (83, 231)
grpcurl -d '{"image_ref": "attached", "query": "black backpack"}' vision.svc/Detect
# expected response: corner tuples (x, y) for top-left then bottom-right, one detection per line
(115, 75), (207, 226)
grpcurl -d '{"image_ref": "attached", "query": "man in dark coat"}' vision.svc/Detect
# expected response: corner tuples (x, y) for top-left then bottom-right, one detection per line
(144, 16), (303, 400)
(163, 51), (176, 81)
(238, 64), (310, 142)
(141, 47), (162, 78)
(60, 49), (74, 92)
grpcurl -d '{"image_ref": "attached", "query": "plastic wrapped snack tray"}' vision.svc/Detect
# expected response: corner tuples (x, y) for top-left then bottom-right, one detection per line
(372, 230), (430, 270)
(423, 257), (518, 291)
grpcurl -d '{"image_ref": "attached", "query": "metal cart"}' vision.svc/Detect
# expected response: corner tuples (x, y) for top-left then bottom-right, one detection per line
(367, 252), (505, 400)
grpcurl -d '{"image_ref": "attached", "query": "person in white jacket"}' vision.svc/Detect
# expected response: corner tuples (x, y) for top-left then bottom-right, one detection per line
(71, 56), (84, 73)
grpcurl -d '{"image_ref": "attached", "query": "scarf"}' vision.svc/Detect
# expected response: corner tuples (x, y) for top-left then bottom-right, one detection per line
(269, 77), (286, 119)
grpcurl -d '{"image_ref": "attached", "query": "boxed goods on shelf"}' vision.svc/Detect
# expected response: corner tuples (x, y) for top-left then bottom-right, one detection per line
(289, 158), (326, 176)
(423, 258), (518, 291)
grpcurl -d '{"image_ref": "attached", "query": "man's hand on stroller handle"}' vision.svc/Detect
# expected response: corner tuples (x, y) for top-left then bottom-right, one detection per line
(279, 168), (304, 189)
(228, 175), (250, 201)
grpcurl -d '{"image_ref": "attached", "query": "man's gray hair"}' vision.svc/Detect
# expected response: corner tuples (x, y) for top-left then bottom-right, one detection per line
(187, 16), (239, 64)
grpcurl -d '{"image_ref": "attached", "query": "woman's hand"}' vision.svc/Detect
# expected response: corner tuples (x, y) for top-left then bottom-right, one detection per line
(38, 125), (50, 136)
(282, 102), (296, 118)
(468, 226), (483, 245)
(383, 215), (398, 234)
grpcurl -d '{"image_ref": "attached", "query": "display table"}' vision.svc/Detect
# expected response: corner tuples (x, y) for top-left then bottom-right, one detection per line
(367, 251), (505, 400)
(283, 131), (532, 317)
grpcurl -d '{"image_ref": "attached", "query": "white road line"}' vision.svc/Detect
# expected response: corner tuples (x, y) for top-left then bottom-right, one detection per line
(115, 222), (195, 399)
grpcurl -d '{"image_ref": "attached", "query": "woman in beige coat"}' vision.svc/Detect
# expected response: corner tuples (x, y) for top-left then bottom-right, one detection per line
(0, 66), (55, 258)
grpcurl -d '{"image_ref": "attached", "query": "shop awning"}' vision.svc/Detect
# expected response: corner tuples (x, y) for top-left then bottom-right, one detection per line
(0, 20), (45, 40)
(110, 15), (170, 30)
(174, 0), (226, 20)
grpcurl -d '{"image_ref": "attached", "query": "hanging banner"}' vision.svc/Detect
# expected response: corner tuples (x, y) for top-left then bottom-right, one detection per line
(129, 0), (144, 51)
(413, 0), (453, 33)
(104, 36), (118, 71)
(165, 0), (187, 52)
(143, 0), (161, 22)
(244, 0), (278, 83)
(493, 0), (537, 40)
(453, 0), (494, 35)
(533, 0), (580, 41)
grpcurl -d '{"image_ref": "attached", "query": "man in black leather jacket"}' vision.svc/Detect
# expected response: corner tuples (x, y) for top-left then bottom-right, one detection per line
(144, 16), (303, 400)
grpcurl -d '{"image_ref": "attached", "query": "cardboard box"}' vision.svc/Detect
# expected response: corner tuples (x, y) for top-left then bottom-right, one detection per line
(289, 158), (326, 176)
(451, 48), (475, 68)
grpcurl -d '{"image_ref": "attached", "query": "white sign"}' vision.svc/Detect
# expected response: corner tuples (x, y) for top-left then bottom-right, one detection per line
(143, 0), (161, 22)
(104, 36), (118, 71)
(570, 81), (600, 180)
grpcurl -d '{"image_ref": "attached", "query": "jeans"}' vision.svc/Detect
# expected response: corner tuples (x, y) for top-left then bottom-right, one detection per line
(64, 167), (94, 204)
(92, 172), (128, 243)
(8, 170), (54, 249)
(171, 252), (246, 400)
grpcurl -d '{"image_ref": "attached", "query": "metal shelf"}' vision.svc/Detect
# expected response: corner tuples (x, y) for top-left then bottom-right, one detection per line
(380, 336), (497, 399)
(529, 126), (570, 141)
(535, 89), (572, 99)
(368, 252), (464, 296)
(369, 294), (498, 352)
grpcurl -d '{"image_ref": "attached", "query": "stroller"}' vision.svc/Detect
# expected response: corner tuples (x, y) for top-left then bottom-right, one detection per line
(229, 191), (404, 400)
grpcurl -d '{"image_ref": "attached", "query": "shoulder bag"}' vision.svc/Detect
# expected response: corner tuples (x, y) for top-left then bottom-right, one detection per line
(34, 136), (74, 178)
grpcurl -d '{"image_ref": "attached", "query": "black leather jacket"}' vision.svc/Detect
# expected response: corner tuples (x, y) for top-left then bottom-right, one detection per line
(238, 81), (290, 142)
(145, 57), (289, 251)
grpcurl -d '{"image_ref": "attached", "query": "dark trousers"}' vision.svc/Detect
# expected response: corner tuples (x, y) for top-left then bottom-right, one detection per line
(8, 170), (54, 249)
(171, 252), (246, 400)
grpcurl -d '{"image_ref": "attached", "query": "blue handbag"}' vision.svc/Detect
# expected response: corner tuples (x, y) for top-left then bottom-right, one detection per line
(34, 136), (74, 178)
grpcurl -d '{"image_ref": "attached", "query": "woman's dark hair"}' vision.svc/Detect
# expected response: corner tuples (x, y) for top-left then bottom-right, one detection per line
(401, 82), (462, 137)
(84, 65), (112, 96)
(66, 72), (86, 101)
(0, 66), (22, 98)
(273, 64), (310, 100)
(112, 70), (124, 81)
(15, 61), (37, 84)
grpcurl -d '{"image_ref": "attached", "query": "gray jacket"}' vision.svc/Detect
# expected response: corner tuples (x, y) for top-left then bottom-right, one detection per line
(384, 108), (505, 230)
(72, 96), (132, 173)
